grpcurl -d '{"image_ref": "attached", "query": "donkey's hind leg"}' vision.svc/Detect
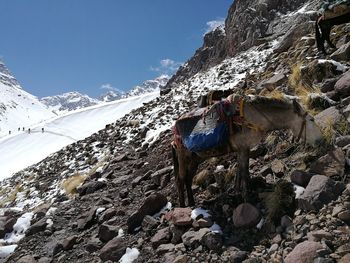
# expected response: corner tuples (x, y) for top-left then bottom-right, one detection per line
(235, 148), (250, 199)
(322, 23), (336, 49)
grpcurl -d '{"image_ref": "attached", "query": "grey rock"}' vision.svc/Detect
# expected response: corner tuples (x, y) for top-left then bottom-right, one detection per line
(314, 106), (342, 130)
(290, 170), (313, 187)
(77, 181), (106, 195)
(181, 228), (210, 248)
(77, 207), (97, 230)
(141, 215), (159, 232)
(330, 41), (350, 62)
(62, 235), (78, 251)
(309, 148), (345, 177)
(17, 255), (37, 263)
(127, 192), (167, 233)
(335, 135), (350, 147)
(202, 232), (223, 251)
(298, 175), (345, 211)
(98, 224), (120, 242)
(26, 218), (48, 236)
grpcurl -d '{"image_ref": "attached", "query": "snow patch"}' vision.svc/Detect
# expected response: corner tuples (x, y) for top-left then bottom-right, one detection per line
(0, 245), (17, 259)
(119, 247), (140, 263)
(191, 208), (211, 219)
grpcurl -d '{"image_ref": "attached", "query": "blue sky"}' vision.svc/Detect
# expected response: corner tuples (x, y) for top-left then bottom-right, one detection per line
(0, 0), (232, 98)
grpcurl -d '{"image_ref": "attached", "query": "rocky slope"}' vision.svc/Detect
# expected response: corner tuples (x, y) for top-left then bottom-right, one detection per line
(0, 0), (350, 263)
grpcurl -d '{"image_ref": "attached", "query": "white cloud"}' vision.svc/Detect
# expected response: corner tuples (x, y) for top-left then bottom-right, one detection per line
(150, 59), (183, 75)
(100, 83), (124, 93)
(204, 18), (225, 35)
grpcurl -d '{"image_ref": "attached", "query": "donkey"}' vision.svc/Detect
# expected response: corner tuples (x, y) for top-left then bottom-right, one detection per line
(172, 96), (323, 207)
(315, 12), (350, 54)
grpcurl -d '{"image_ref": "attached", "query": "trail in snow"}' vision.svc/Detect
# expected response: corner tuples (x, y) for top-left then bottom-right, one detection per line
(0, 92), (158, 180)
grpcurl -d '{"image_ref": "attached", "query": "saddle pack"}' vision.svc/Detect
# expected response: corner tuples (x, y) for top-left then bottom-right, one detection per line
(321, 0), (350, 19)
(173, 95), (244, 152)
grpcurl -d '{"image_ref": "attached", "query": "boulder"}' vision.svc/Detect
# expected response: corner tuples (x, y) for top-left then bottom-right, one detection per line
(339, 254), (350, 263)
(338, 210), (350, 223)
(309, 148), (345, 177)
(314, 106), (342, 130)
(335, 70), (350, 98)
(127, 192), (167, 233)
(0, 216), (16, 238)
(98, 224), (120, 242)
(233, 203), (261, 228)
(181, 228), (210, 248)
(290, 170), (313, 187)
(284, 241), (323, 263)
(99, 237), (127, 262)
(165, 208), (192, 226)
(77, 181), (106, 196)
(330, 42), (350, 62)
(259, 73), (287, 90)
(151, 227), (172, 248)
(77, 207), (97, 230)
(298, 175), (345, 211)
(26, 218), (48, 236)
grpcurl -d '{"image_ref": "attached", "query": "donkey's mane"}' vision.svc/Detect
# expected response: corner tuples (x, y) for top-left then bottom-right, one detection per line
(248, 96), (292, 110)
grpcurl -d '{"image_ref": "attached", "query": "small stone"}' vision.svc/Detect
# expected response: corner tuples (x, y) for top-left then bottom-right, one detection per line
(156, 244), (175, 255)
(269, 244), (279, 253)
(99, 237), (127, 262)
(202, 232), (223, 251)
(284, 241), (323, 263)
(62, 235), (78, 251)
(142, 215), (159, 232)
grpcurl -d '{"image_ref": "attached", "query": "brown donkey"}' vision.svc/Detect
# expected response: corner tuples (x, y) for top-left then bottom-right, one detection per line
(172, 96), (323, 207)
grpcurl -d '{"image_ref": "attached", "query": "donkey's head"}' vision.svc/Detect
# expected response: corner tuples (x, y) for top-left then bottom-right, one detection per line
(291, 100), (323, 146)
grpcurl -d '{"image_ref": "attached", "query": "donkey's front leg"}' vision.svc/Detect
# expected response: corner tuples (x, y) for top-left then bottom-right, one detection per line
(236, 148), (250, 198)
(177, 177), (186, 207)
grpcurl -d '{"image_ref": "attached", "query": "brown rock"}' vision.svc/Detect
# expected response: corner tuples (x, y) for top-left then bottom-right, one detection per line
(99, 237), (127, 262)
(335, 70), (350, 98)
(284, 241), (323, 263)
(17, 255), (37, 263)
(339, 253), (350, 263)
(166, 208), (192, 226)
(233, 203), (261, 228)
(62, 235), (78, 251)
(330, 42), (350, 62)
(151, 227), (171, 248)
(98, 224), (120, 242)
(338, 210), (350, 223)
(314, 106), (342, 130)
(271, 160), (285, 177)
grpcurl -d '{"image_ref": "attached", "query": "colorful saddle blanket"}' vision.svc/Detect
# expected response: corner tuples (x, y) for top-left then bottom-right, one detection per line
(174, 96), (241, 152)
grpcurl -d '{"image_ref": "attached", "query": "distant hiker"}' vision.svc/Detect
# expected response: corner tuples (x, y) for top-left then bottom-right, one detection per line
(9, 130), (11, 135)
(42, 127), (44, 133)
(22, 127), (25, 131)
(18, 127), (20, 131)
(28, 128), (31, 134)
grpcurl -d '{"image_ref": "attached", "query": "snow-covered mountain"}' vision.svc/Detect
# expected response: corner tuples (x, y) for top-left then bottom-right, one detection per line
(0, 60), (55, 137)
(99, 90), (124, 102)
(126, 74), (169, 97)
(40, 91), (99, 113)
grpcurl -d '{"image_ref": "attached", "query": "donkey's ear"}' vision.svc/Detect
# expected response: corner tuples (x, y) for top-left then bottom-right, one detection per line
(293, 99), (303, 115)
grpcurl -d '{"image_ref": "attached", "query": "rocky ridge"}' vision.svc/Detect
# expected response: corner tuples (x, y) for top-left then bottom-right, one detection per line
(0, 0), (350, 263)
